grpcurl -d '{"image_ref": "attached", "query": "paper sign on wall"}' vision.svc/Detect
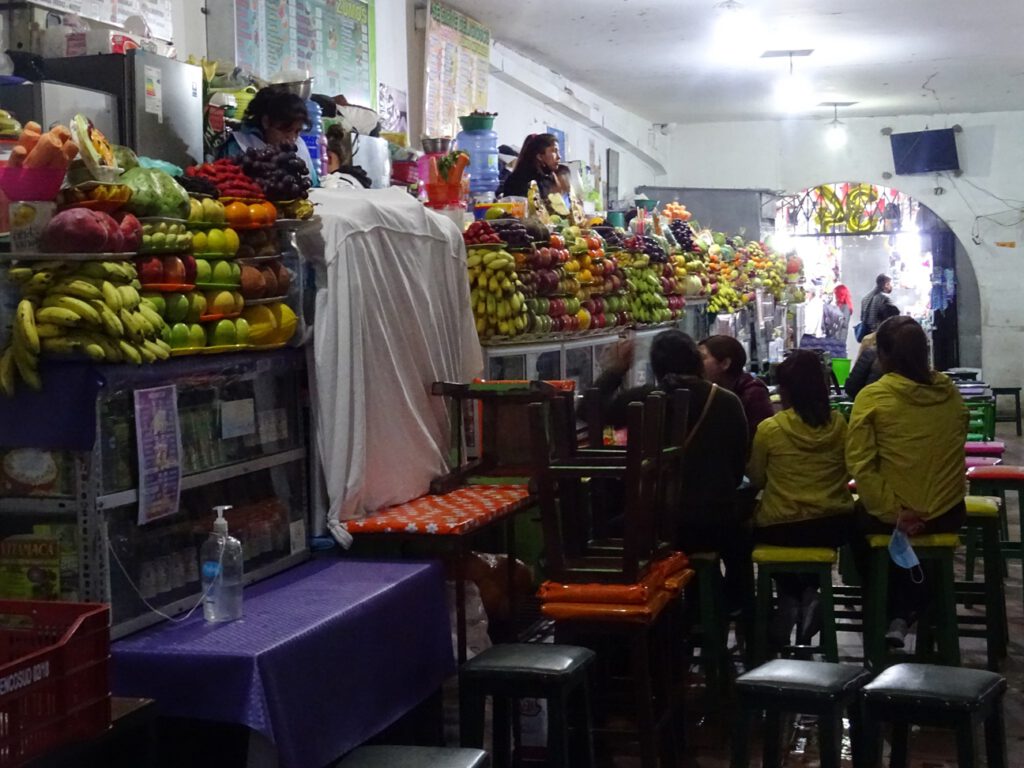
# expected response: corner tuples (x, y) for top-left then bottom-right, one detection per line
(221, 399), (256, 439)
(135, 385), (182, 525)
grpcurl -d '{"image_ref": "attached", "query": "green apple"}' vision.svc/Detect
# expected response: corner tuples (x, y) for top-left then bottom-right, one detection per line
(202, 197), (225, 224)
(187, 323), (206, 347)
(186, 292), (207, 322)
(189, 198), (203, 223)
(195, 259), (212, 283)
(164, 292), (190, 323)
(234, 317), (250, 343)
(211, 260), (233, 284)
(141, 292), (166, 315)
(229, 262), (241, 281)
(207, 319), (237, 346)
(169, 322), (190, 349)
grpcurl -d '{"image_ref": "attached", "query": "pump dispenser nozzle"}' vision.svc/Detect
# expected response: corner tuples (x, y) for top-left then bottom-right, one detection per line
(213, 505), (233, 535)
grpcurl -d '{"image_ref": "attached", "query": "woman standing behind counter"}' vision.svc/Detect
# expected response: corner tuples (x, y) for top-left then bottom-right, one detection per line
(218, 87), (320, 186)
(500, 133), (563, 199)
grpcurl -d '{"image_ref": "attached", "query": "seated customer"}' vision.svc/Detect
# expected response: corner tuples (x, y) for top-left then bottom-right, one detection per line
(845, 303), (901, 400)
(700, 335), (774, 445)
(747, 350), (854, 646)
(846, 316), (968, 648)
(595, 330), (749, 608)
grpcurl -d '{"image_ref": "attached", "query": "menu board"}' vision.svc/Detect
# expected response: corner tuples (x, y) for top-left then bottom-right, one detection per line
(423, 1), (490, 139)
(233, 0), (376, 109)
(30, 0), (173, 41)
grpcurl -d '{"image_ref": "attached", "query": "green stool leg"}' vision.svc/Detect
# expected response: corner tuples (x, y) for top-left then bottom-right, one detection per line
(753, 566), (774, 665)
(982, 520), (1009, 667)
(818, 568), (839, 662)
(935, 549), (962, 666)
(865, 547), (890, 670)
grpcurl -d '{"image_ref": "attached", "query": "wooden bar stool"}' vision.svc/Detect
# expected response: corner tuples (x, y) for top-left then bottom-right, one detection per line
(687, 551), (731, 697)
(732, 659), (870, 768)
(991, 386), (1022, 436)
(460, 644), (596, 768)
(863, 533), (961, 670)
(967, 464), (1024, 572)
(752, 545), (839, 664)
(959, 496), (1009, 670)
(861, 663), (1007, 768)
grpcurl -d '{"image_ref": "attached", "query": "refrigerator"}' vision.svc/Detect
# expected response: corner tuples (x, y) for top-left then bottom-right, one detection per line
(0, 82), (119, 141)
(42, 51), (203, 167)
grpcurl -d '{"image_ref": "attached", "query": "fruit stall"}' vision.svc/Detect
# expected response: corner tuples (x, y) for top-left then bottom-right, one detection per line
(0, 115), (316, 634)
(461, 197), (799, 387)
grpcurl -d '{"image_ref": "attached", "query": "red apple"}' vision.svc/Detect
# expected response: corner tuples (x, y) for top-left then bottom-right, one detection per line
(136, 255), (164, 284)
(118, 213), (143, 252)
(162, 255), (186, 284)
(181, 254), (197, 284)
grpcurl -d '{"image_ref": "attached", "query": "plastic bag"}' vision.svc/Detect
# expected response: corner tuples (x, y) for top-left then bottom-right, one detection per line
(446, 580), (491, 660)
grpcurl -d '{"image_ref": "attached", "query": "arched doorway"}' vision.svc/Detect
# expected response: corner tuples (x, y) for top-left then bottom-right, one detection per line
(769, 182), (980, 370)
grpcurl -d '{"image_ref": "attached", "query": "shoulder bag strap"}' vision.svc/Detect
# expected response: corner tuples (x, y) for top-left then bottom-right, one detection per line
(683, 383), (719, 451)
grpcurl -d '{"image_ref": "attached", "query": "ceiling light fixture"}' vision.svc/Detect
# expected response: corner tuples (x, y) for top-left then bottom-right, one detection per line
(825, 103), (847, 149)
(774, 52), (813, 113)
(713, 0), (760, 61)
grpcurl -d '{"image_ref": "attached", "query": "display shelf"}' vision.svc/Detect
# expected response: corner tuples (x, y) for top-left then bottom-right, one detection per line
(97, 447), (307, 510)
(0, 497), (79, 515)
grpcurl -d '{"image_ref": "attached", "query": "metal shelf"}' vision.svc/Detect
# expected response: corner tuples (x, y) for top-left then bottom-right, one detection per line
(97, 447), (307, 510)
(0, 497), (79, 515)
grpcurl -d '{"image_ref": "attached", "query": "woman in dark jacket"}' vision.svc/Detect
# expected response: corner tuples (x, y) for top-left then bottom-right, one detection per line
(595, 330), (750, 608)
(699, 334), (774, 445)
(500, 133), (561, 198)
(845, 304), (901, 400)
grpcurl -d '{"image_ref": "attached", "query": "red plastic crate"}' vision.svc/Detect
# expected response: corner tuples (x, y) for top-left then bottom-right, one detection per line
(0, 601), (110, 766)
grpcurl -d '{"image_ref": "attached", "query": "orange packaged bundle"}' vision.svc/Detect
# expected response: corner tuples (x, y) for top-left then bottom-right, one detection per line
(7, 122), (78, 170)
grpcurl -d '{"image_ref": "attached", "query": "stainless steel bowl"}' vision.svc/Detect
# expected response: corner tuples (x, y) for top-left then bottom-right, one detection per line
(421, 137), (452, 154)
(270, 79), (313, 100)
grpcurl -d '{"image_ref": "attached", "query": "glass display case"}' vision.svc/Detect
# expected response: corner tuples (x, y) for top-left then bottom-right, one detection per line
(0, 350), (310, 637)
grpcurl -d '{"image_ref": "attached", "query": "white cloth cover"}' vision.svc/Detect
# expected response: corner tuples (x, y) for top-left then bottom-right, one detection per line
(300, 187), (482, 546)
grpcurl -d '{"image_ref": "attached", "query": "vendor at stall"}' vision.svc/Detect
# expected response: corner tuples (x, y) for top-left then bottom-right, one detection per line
(218, 87), (319, 186)
(500, 133), (563, 198)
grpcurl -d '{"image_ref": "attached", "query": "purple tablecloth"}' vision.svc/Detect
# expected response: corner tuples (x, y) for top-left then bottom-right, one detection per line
(112, 557), (454, 768)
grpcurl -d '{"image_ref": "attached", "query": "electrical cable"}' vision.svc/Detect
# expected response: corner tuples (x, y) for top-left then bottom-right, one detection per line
(107, 535), (226, 623)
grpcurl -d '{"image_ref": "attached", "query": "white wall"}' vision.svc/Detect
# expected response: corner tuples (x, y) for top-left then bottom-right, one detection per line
(487, 43), (668, 202)
(667, 111), (1024, 384)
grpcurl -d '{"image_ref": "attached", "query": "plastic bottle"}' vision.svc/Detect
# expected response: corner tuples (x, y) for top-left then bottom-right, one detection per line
(455, 126), (499, 197)
(301, 98), (324, 176)
(201, 505), (244, 622)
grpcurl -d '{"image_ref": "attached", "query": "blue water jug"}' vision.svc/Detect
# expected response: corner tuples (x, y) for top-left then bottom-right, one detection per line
(455, 127), (499, 197)
(302, 99), (324, 172)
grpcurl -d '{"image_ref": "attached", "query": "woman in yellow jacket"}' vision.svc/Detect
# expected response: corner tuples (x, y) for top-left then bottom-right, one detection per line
(846, 316), (968, 648)
(748, 350), (855, 646)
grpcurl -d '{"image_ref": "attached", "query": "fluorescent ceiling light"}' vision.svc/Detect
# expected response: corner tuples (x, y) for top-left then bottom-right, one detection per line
(826, 121), (847, 149)
(775, 74), (814, 112)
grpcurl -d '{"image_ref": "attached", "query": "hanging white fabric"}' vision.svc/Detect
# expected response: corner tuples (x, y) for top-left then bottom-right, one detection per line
(300, 187), (482, 547)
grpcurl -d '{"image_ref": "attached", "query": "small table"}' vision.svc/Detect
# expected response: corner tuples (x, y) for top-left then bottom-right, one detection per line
(992, 387), (1023, 436)
(111, 558), (454, 768)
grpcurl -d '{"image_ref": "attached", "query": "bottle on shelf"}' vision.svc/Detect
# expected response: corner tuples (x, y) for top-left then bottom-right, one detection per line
(201, 505), (244, 622)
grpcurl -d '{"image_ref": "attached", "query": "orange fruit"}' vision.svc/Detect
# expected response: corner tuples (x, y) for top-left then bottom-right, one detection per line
(248, 203), (269, 227)
(225, 201), (250, 228)
(261, 201), (278, 221)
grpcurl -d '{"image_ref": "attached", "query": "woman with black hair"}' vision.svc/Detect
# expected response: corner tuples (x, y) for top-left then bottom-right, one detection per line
(218, 87), (319, 184)
(500, 133), (562, 198)
(747, 350), (854, 645)
(594, 330), (750, 609)
(700, 334), (774, 444)
(846, 316), (968, 648)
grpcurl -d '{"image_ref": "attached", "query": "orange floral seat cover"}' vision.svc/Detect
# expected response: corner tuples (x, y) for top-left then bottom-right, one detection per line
(345, 485), (533, 536)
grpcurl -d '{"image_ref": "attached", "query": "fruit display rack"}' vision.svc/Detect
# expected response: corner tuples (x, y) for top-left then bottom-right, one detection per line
(0, 349), (310, 638)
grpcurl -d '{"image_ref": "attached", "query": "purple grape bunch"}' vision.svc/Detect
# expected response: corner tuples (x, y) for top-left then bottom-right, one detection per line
(240, 144), (312, 201)
(669, 220), (695, 252)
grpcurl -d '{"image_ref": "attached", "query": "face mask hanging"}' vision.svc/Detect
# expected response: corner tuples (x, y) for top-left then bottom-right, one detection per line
(889, 528), (925, 584)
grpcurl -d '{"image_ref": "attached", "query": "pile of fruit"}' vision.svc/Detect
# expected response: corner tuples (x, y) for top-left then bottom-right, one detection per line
(39, 209), (141, 254)
(462, 220), (502, 246)
(661, 202), (692, 221)
(488, 219), (532, 249)
(139, 220), (193, 255)
(467, 246), (528, 339)
(186, 159), (265, 200)
(239, 144), (312, 202)
(2, 259), (172, 394)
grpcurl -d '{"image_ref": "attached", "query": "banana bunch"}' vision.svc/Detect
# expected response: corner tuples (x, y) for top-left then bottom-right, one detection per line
(1, 259), (171, 396)
(624, 265), (671, 325)
(466, 246), (529, 339)
(707, 283), (743, 315)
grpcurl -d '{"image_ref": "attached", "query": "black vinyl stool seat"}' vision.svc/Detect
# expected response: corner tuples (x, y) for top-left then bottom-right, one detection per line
(732, 659), (871, 768)
(460, 644), (596, 768)
(861, 663), (1007, 768)
(337, 746), (490, 768)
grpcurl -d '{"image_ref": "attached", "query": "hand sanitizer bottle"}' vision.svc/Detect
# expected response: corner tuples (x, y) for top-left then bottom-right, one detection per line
(201, 505), (244, 622)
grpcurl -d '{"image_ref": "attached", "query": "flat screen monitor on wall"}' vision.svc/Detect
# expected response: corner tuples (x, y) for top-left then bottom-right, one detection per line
(890, 128), (960, 175)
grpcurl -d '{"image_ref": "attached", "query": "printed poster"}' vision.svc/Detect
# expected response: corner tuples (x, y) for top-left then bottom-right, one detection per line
(234, 0), (376, 109)
(134, 385), (182, 525)
(424, 1), (490, 139)
(378, 83), (408, 134)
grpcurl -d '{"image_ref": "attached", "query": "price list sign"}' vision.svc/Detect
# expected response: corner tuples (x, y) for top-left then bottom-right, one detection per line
(424, 1), (490, 139)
